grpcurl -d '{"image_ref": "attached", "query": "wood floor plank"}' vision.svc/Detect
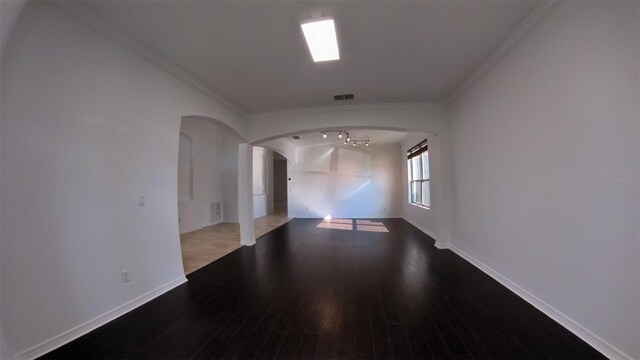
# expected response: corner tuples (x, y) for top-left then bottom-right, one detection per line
(354, 290), (374, 359)
(295, 333), (319, 360)
(234, 291), (294, 360)
(273, 294), (315, 359)
(388, 324), (414, 360)
(367, 285), (395, 360)
(41, 219), (605, 360)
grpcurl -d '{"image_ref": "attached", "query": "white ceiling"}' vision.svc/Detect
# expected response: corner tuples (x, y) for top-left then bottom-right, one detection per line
(286, 129), (411, 148)
(78, 0), (540, 114)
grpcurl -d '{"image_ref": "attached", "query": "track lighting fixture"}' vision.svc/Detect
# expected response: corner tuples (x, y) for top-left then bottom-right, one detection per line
(319, 131), (370, 147)
(348, 137), (371, 148)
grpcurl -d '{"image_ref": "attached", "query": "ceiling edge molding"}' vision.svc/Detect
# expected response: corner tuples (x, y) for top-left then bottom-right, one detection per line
(444, 0), (564, 106)
(250, 102), (444, 121)
(42, 0), (250, 119)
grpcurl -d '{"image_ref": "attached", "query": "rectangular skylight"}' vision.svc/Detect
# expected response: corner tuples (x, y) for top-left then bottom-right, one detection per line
(301, 18), (340, 62)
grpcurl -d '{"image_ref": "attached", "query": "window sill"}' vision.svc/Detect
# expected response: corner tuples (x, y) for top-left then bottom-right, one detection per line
(409, 202), (430, 210)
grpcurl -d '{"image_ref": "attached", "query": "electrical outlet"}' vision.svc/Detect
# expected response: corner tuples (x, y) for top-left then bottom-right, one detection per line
(460, 232), (464, 240)
(122, 270), (130, 283)
(138, 196), (146, 206)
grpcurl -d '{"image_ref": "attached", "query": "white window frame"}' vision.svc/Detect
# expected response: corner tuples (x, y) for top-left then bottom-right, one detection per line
(407, 139), (430, 208)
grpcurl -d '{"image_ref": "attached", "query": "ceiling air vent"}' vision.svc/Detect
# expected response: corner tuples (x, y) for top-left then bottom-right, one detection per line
(292, 135), (301, 140)
(334, 94), (354, 101)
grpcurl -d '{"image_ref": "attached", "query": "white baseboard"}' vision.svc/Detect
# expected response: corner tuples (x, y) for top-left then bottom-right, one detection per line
(15, 276), (187, 360)
(433, 241), (450, 249)
(180, 220), (224, 236)
(401, 217), (442, 245)
(293, 215), (403, 219)
(449, 244), (631, 360)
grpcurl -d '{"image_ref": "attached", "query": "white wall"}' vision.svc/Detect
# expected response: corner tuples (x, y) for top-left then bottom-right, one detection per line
(289, 144), (402, 218)
(178, 118), (238, 233)
(0, 329), (12, 360)
(222, 133), (240, 223)
(0, 2), (247, 358)
(252, 147), (273, 219)
(1, 2), (28, 358)
(448, 2), (639, 358)
(0, 0), (27, 58)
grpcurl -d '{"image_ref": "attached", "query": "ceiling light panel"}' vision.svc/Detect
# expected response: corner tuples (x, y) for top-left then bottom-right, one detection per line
(301, 18), (340, 62)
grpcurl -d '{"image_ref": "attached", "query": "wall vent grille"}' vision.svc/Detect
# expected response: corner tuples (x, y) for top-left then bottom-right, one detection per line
(334, 94), (354, 101)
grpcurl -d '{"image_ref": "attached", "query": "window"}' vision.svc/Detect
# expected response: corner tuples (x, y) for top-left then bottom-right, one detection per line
(177, 132), (193, 201)
(408, 139), (430, 207)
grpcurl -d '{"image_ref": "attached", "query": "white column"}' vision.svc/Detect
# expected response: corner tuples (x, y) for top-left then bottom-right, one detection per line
(238, 143), (256, 246)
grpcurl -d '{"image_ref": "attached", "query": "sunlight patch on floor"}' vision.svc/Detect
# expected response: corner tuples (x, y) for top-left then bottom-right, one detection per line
(316, 218), (389, 233)
(317, 221), (354, 230)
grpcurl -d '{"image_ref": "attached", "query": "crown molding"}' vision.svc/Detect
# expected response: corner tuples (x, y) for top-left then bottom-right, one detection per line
(42, 0), (249, 119)
(445, 0), (564, 106)
(251, 102), (443, 121)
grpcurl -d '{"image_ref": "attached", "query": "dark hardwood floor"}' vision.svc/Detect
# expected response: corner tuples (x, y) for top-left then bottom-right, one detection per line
(43, 218), (604, 359)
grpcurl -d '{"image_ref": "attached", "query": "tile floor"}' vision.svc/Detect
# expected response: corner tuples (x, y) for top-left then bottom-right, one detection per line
(180, 213), (292, 274)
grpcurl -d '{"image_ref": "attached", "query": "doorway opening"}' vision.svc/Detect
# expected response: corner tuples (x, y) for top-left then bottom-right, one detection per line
(273, 152), (288, 216)
(176, 121), (294, 274)
(251, 146), (293, 239)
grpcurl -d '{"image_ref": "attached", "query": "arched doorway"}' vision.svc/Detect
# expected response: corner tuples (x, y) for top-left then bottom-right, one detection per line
(177, 116), (244, 274)
(247, 103), (453, 246)
(255, 129), (422, 220)
(176, 116), (295, 274)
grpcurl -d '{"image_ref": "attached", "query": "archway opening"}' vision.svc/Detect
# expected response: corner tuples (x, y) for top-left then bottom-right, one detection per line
(254, 128), (427, 222)
(177, 116), (243, 275)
